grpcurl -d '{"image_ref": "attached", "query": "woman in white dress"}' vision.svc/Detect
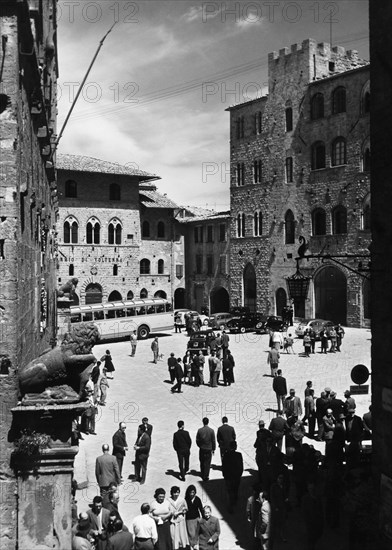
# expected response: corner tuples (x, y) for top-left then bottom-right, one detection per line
(168, 486), (190, 550)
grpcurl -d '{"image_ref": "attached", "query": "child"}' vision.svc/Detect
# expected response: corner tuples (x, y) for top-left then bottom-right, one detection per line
(99, 368), (109, 406)
(101, 349), (115, 379)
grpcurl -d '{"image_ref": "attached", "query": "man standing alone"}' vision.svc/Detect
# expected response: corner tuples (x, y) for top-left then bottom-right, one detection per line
(272, 370), (287, 412)
(130, 330), (138, 357)
(173, 420), (192, 481)
(196, 417), (216, 481)
(95, 444), (121, 496)
(151, 337), (159, 363)
(217, 416), (236, 462)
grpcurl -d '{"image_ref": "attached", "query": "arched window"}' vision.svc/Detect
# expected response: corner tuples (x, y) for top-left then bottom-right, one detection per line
(362, 194), (371, 231)
(154, 290), (167, 299)
(65, 179), (77, 198)
(113, 264), (118, 276)
(332, 86), (346, 114)
(157, 221), (165, 238)
(108, 290), (122, 302)
(157, 259), (164, 274)
(312, 208), (327, 236)
(142, 220), (150, 238)
(310, 93), (324, 120)
(285, 210), (295, 244)
(311, 141), (326, 170)
(361, 138), (370, 172)
(254, 211), (262, 236)
(86, 217), (100, 244)
(127, 290), (134, 300)
(63, 216), (78, 244)
(140, 288), (148, 299)
(237, 213), (245, 237)
(331, 137), (346, 166)
(361, 80), (370, 115)
(236, 163), (245, 186)
(109, 183), (121, 201)
(285, 157), (293, 183)
(140, 258), (150, 274)
(253, 160), (262, 183)
(69, 264), (74, 276)
(285, 105), (293, 132)
(108, 218), (122, 245)
(332, 205), (347, 234)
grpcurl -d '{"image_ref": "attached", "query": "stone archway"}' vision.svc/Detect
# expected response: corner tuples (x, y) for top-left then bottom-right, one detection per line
(276, 287), (287, 316)
(210, 287), (230, 314)
(154, 290), (167, 299)
(314, 265), (347, 324)
(85, 283), (103, 304)
(243, 263), (256, 312)
(174, 288), (185, 309)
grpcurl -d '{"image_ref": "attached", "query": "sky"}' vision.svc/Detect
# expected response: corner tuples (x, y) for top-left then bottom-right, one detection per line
(56, 0), (369, 210)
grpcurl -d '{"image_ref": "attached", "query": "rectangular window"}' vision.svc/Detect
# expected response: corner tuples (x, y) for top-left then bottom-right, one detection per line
(176, 264), (183, 279)
(219, 255), (227, 274)
(236, 116), (245, 139)
(207, 255), (213, 275)
(285, 157), (293, 182)
(219, 223), (226, 242)
(207, 225), (214, 242)
(285, 108), (293, 132)
(255, 111), (262, 134)
(196, 255), (203, 274)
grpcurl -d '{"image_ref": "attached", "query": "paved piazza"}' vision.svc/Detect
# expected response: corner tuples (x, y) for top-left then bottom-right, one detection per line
(74, 327), (371, 549)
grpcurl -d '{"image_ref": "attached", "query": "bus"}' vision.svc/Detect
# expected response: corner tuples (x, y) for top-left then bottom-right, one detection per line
(62, 298), (173, 341)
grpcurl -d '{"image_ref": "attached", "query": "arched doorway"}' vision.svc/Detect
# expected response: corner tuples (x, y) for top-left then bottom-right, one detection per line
(314, 266), (347, 323)
(85, 283), (103, 305)
(174, 288), (185, 309)
(210, 287), (230, 313)
(243, 263), (256, 312)
(154, 290), (167, 299)
(276, 288), (287, 316)
(108, 290), (122, 302)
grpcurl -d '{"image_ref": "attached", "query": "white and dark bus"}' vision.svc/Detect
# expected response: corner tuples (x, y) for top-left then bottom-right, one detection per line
(61, 298), (173, 341)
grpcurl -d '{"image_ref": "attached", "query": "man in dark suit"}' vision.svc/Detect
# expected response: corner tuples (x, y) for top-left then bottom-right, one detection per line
(112, 423), (128, 477)
(222, 441), (243, 512)
(137, 417), (153, 438)
(86, 496), (110, 550)
(167, 352), (177, 383)
(272, 369), (287, 412)
(107, 518), (133, 550)
(173, 420), (192, 481)
(196, 417), (216, 481)
(217, 416), (236, 461)
(96, 444), (121, 496)
(133, 430), (151, 484)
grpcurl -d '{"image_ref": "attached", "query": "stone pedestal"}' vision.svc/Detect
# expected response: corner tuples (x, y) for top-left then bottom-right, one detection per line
(11, 402), (89, 550)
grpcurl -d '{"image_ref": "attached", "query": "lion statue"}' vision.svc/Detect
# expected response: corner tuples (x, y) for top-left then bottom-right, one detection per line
(19, 322), (100, 399)
(57, 277), (79, 300)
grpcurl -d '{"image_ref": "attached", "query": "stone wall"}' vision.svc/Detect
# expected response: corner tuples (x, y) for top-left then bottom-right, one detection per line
(0, 2), (58, 548)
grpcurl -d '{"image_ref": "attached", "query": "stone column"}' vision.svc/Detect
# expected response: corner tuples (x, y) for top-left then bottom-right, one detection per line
(11, 403), (89, 550)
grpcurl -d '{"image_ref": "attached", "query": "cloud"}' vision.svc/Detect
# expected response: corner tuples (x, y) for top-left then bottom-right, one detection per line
(235, 14), (264, 31)
(182, 5), (222, 23)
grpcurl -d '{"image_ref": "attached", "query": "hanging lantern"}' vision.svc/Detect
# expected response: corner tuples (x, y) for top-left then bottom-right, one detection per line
(285, 260), (311, 301)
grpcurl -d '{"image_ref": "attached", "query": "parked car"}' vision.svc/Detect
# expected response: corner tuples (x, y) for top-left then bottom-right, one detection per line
(208, 312), (233, 330)
(295, 319), (335, 339)
(255, 315), (287, 334)
(226, 313), (262, 333)
(229, 306), (251, 316)
(187, 330), (215, 355)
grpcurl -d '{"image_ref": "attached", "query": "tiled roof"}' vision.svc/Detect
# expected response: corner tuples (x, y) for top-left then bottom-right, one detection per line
(56, 154), (160, 181)
(179, 210), (231, 223)
(180, 206), (217, 217)
(139, 189), (180, 209)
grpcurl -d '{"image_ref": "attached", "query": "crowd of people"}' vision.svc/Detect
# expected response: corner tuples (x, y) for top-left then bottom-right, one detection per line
(70, 320), (371, 550)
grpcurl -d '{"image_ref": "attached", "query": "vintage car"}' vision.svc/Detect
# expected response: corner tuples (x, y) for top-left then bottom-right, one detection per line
(295, 319), (335, 339)
(208, 312), (233, 330)
(187, 330), (215, 355)
(255, 315), (288, 334)
(226, 313), (263, 333)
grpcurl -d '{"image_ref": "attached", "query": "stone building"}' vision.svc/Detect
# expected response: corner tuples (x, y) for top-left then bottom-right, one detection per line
(0, 1), (59, 548)
(227, 38), (371, 327)
(180, 211), (230, 313)
(56, 154), (186, 308)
